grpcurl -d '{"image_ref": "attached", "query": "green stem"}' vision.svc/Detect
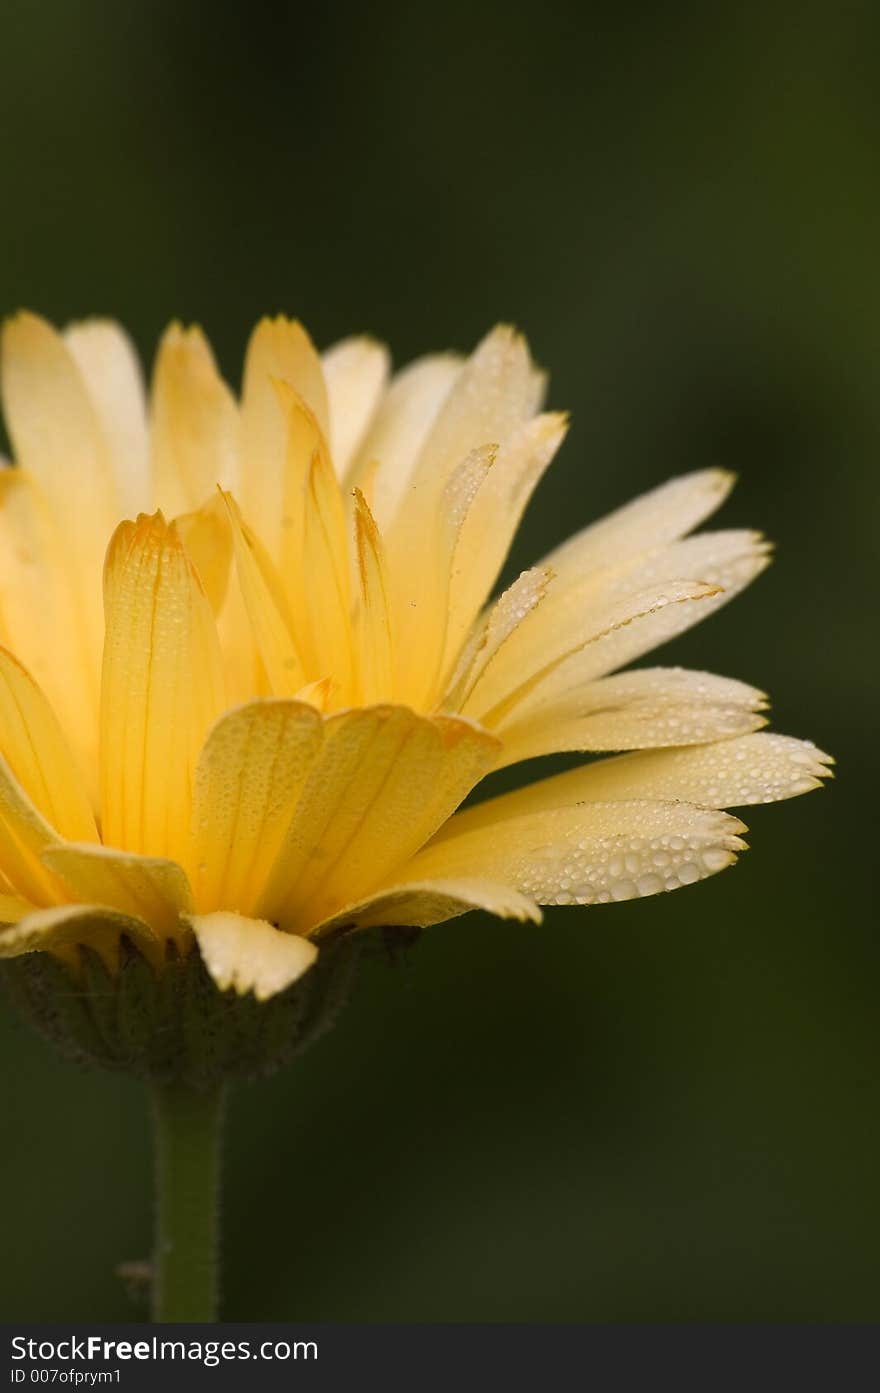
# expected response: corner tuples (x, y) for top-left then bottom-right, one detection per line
(150, 1081), (225, 1322)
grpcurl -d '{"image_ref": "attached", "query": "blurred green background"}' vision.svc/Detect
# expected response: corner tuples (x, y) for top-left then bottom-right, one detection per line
(0, 0), (876, 1321)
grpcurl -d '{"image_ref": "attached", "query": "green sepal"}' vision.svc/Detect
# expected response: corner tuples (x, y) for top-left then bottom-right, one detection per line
(1, 934), (359, 1089)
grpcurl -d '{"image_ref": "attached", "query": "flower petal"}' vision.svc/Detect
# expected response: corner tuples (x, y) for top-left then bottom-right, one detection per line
(444, 733), (832, 835)
(0, 903), (159, 971)
(409, 798), (748, 906)
(444, 412), (568, 665)
(322, 335), (390, 479)
(240, 316), (328, 561)
(150, 323), (239, 516)
(347, 352), (462, 531)
(313, 876), (541, 934)
(258, 706), (499, 932)
(189, 911), (317, 1000)
(64, 318), (151, 517)
(494, 667), (768, 766)
(542, 467), (736, 581)
(0, 647), (97, 840)
(466, 531), (770, 722)
(100, 512), (225, 862)
(41, 843), (192, 948)
(222, 490), (305, 694)
(191, 699), (323, 915)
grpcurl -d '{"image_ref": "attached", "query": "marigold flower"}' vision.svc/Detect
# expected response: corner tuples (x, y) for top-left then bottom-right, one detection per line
(0, 312), (830, 1002)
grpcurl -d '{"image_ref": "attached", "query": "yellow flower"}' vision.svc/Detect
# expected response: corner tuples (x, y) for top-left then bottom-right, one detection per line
(0, 312), (830, 1001)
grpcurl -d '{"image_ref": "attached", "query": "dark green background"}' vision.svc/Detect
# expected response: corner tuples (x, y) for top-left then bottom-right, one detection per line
(0, 0), (875, 1321)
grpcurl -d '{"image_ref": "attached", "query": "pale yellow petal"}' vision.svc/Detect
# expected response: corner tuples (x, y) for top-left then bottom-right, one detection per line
(1, 313), (117, 711)
(150, 323), (239, 516)
(189, 911), (317, 1001)
(410, 798), (748, 906)
(466, 531), (770, 723)
(240, 316), (328, 560)
(390, 445), (495, 707)
(445, 413), (568, 664)
(100, 512), (225, 862)
(494, 667), (768, 766)
(0, 647), (97, 840)
(1, 310), (121, 542)
(0, 470), (99, 781)
(347, 352), (462, 531)
(191, 700), (323, 914)
(322, 335), (390, 479)
(465, 578), (722, 726)
(258, 706), (499, 932)
(443, 734), (832, 837)
(542, 467), (736, 581)
(313, 876), (541, 935)
(41, 843), (192, 951)
(444, 566), (553, 712)
(64, 318), (151, 516)
(0, 903), (157, 971)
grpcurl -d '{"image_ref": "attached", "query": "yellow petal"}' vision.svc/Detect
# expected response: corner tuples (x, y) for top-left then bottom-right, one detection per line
(0, 755), (68, 904)
(100, 512), (225, 862)
(0, 892), (35, 923)
(468, 526), (771, 726)
(543, 467), (736, 581)
(300, 444), (353, 694)
(0, 470), (99, 783)
(347, 352), (462, 531)
(175, 494), (233, 614)
(189, 911), (317, 1000)
(1, 310), (121, 551)
(64, 318), (151, 517)
(41, 843), (192, 950)
(390, 445), (495, 707)
(313, 876), (541, 934)
(150, 323), (239, 516)
(410, 798), (748, 906)
(444, 566), (552, 712)
(0, 903), (159, 972)
(191, 699), (323, 914)
(353, 489), (393, 703)
(0, 647), (97, 841)
(222, 490), (305, 694)
(258, 706), (499, 932)
(445, 413), (568, 665)
(493, 667), (768, 766)
(240, 316), (328, 561)
(322, 335), (390, 479)
(466, 578), (722, 727)
(441, 734), (832, 835)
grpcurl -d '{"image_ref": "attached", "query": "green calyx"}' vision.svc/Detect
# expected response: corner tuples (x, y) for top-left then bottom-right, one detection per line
(1, 935), (360, 1088)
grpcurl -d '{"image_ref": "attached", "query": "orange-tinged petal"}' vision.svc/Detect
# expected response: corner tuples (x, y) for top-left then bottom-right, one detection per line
(353, 489), (393, 703)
